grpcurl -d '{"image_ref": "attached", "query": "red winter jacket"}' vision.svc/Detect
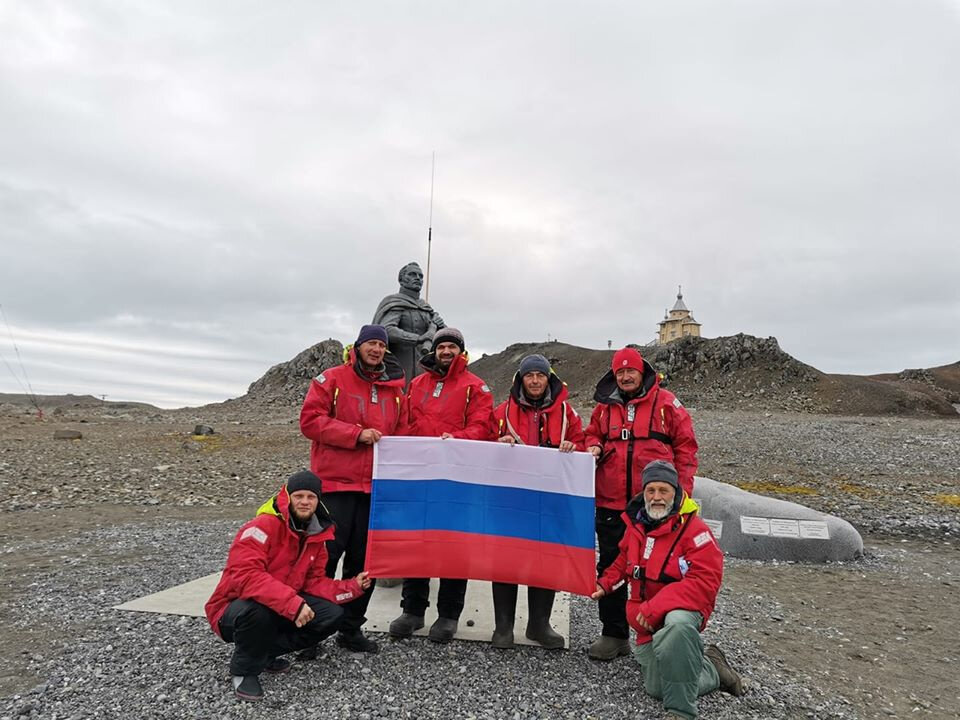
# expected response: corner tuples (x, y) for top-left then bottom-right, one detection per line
(404, 353), (496, 440)
(299, 351), (406, 494)
(598, 494), (722, 645)
(205, 484), (364, 636)
(494, 371), (586, 450)
(585, 360), (698, 509)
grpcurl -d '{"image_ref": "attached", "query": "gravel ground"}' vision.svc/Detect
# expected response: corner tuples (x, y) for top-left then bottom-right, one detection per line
(1, 404), (959, 719)
(1, 517), (859, 720)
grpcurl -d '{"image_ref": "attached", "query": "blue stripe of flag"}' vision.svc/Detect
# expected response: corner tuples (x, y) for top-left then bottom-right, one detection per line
(370, 478), (595, 550)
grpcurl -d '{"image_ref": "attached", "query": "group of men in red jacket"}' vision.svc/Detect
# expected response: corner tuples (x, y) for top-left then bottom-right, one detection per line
(206, 323), (745, 717)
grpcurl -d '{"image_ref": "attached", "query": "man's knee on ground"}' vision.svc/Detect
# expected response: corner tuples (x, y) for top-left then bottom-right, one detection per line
(633, 644), (664, 699)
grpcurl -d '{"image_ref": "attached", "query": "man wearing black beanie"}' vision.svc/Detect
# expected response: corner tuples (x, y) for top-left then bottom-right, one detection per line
(205, 471), (372, 702)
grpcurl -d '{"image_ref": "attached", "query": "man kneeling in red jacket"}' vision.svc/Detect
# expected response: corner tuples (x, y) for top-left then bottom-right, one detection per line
(205, 471), (371, 702)
(593, 460), (744, 720)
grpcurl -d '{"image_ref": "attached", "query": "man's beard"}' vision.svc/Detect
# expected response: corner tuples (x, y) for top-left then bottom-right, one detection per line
(291, 507), (314, 524)
(645, 501), (670, 520)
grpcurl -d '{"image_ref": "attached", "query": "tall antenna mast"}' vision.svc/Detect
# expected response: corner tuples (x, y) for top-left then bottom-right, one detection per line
(425, 151), (435, 303)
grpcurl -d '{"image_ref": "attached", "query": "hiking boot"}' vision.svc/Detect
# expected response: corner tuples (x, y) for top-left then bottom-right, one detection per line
(264, 656), (291, 673)
(428, 617), (458, 643)
(491, 626), (515, 649)
(588, 634), (631, 660)
(389, 612), (425, 639)
(705, 644), (745, 696)
(336, 629), (380, 654)
(232, 675), (263, 702)
(663, 713), (687, 719)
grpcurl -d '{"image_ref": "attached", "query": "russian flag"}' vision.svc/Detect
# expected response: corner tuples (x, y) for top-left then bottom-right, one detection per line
(365, 437), (596, 596)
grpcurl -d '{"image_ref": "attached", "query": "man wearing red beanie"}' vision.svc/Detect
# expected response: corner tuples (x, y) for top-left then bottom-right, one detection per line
(584, 346), (699, 661)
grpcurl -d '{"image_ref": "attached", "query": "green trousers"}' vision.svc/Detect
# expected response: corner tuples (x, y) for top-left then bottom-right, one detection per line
(631, 610), (720, 720)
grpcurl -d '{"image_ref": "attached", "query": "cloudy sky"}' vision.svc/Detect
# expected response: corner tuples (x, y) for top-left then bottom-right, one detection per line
(1, 0), (958, 408)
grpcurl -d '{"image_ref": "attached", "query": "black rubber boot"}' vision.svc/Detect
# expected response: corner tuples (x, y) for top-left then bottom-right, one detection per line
(428, 617), (458, 643)
(388, 612), (425, 639)
(525, 587), (564, 649)
(491, 583), (518, 649)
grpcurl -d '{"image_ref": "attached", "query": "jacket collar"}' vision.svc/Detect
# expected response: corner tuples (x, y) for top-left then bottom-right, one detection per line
(256, 483), (335, 537)
(419, 351), (469, 380)
(509, 370), (568, 409)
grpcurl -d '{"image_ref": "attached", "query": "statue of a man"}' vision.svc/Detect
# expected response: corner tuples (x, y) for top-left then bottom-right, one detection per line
(372, 262), (446, 385)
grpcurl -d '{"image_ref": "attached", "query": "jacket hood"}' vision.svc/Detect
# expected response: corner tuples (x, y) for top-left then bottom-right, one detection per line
(419, 351), (469, 378)
(593, 358), (660, 405)
(343, 345), (405, 384)
(509, 370), (568, 409)
(256, 483), (335, 536)
(624, 490), (699, 531)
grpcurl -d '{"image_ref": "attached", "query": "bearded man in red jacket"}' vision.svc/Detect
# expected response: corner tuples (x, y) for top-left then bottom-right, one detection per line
(387, 327), (496, 643)
(205, 471), (372, 702)
(585, 346), (699, 660)
(490, 353), (585, 649)
(299, 324), (407, 653)
(593, 460), (744, 720)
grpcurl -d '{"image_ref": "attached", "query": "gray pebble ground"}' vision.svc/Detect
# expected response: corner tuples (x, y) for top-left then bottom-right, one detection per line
(2, 517), (866, 720)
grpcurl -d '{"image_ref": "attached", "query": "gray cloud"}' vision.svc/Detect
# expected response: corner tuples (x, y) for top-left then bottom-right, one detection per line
(1, 0), (958, 406)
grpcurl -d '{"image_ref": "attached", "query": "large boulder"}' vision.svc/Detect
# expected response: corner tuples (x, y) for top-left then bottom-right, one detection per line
(692, 476), (863, 562)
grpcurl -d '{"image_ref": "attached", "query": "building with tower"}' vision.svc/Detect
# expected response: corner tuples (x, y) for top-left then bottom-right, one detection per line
(657, 286), (702, 344)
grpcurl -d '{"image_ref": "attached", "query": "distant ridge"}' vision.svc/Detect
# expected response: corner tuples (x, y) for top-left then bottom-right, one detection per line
(3, 336), (956, 417)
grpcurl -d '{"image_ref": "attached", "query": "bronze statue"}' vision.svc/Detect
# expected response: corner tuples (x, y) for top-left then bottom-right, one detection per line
(372, 262), (446, 385)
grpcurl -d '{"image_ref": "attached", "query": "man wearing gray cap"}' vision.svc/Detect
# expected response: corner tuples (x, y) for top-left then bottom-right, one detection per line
(491, 353), (586, 649)
(592, 460), (744, 719)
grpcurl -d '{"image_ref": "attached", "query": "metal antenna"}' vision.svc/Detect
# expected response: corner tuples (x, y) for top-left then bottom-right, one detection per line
(0, 304), (42, 417)
(425, 151), (435, 303)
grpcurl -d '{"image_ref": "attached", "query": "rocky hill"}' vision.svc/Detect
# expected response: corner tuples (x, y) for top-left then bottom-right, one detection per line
(229, 339), (344, 408)
(4, 335), (955, 418)
(474, 335), (956, 417)
(226, 334), (958, 418)
(471, 334), (826, 413)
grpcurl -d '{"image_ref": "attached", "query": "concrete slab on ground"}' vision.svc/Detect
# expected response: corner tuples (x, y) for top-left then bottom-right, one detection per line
(115, 575), (570, 648)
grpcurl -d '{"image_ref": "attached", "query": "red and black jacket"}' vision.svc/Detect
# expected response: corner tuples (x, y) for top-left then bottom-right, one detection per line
(205, 484), (364, 636)
(299, 350), (406, 494)
(598, 493), (722, 645)
(494, 371), (585, 450)
(404, 353), (496, 440)
(584, 359), (698, 509)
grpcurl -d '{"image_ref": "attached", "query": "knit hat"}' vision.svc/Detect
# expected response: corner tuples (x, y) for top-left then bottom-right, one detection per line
(518, 354), (551, 377)
(431, 327), (465, 352)
(641, 460), (680, 492)
(356, 324), (388, 347)
(286, 470), (322, 499)
(612, 347), (644, 373)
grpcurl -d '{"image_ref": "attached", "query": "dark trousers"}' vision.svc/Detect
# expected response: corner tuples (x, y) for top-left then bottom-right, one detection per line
(218, 595), (343, 676)
(401, 577), (468, 619)
(596, 507), (629, 639)
(323, 491), (376, 632)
